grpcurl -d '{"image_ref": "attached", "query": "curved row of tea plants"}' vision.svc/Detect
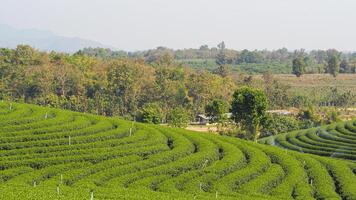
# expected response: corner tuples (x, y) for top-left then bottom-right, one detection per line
(0, 102), (355, 200)
(260, 120), (356, 161)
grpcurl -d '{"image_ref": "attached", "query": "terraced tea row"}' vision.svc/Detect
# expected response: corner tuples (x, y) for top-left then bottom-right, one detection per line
(260, 120), (356, 161)
(0, 102), (355, 200)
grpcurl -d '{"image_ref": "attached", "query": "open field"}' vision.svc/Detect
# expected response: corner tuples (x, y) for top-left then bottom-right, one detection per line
(186, 124), (218, 133)
(0, 102), (356, 199)
(254, 74), (356, 94)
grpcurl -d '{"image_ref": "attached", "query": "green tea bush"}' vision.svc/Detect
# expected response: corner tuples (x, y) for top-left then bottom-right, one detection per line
(0, 102), (355, 199)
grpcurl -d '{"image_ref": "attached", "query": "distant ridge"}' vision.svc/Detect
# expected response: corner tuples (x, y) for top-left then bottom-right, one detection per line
(0, 24), (114, 53)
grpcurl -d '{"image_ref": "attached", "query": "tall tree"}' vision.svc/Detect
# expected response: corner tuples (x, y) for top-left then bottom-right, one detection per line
(215, 41), (233, 77)
(231, 87), (268, 141)
(217, 41), (226, 50)
(292, 56), (306, 77)
(326, 54), (340, 77)
(339, 59), (350, 73)
(106, 60), (154, 116)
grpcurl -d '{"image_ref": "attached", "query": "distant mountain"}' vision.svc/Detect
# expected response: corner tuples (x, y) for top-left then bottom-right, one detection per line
(0, 24), (113, 53)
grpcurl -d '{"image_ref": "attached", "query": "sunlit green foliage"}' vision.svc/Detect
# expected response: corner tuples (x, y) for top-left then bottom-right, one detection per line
(0, 102), (356, 199)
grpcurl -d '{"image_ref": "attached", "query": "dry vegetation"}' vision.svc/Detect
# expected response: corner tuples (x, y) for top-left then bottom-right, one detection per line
(254, 74), (356, 94)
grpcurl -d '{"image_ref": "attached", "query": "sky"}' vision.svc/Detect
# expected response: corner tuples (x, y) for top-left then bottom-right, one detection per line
(0, 0), (356, 51)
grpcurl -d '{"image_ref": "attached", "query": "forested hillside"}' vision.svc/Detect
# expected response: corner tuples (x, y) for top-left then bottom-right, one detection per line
(0, 24), (110, 53)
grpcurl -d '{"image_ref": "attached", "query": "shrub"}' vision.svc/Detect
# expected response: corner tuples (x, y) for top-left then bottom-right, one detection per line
(167, 107), (190, 128)
(140, 103), (163, 124)
(261, 113), (300, 137)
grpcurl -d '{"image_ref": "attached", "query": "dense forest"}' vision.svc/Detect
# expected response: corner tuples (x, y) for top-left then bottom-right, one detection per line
(0, 45), (237, 120)
(0, 45), (355, 135)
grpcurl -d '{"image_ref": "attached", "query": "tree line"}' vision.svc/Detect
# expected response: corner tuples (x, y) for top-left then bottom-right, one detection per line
(292, 49), (355, 77)
(0, 45), (236, 123)
(78, 43), (356, 75)
(0, 45), (354, 140)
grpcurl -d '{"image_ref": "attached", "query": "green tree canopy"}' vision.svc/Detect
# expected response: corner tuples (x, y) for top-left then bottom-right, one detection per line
(140, 103), (163, 124)
(231, 86), (268, 141)
(292, 56), (306, 77)
(261, 113), (300, 137)
(339, 59), (350, 73)
(205, 99), (229, 123)
(167, 107), (190, 128)
(326, 53), (340, 77)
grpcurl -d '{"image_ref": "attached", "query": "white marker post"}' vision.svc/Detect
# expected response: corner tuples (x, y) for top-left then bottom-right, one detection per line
(130, 121), (134, 137)
(90, 191), (94, 200)
(202, 159), (208, 168)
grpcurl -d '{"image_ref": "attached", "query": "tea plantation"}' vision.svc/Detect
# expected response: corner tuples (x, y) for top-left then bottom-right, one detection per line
(0, 102), (356, 200)
(260, 121), (356, 161)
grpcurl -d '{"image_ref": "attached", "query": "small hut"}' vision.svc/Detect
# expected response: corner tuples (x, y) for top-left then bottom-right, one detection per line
(196, 114), (211, 125)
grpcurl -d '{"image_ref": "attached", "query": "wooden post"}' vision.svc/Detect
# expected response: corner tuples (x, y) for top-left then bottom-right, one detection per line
(60, 174), (63, 184)
(215, 191), (218, 199)
(33, 181), (36, 187)
(69, 136), (71, 145)
(57, 186), (60, 195)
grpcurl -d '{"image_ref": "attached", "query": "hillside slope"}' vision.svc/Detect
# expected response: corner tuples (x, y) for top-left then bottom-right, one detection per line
(0, 102), (355, 200)
(260, 120), (356, 161)
(0, 24), (111, 52)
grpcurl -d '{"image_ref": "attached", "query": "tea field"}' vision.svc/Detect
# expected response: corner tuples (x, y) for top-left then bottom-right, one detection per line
(260, 120), (356, 161)
(0, 102), (355, 200)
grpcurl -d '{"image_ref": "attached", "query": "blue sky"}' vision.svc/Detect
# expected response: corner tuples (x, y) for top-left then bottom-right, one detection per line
(1, 0), (355, 51)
